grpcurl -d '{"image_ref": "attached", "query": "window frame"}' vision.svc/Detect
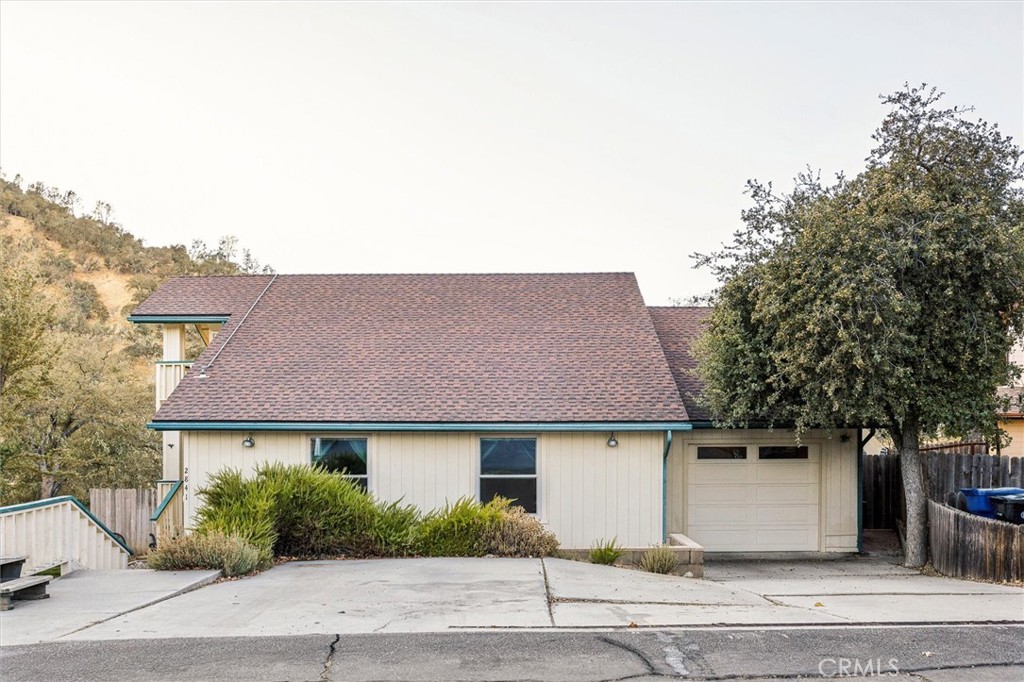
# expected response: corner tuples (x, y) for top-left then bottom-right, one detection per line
(478, 435), (540, 516)
(310, 435), (370, 490)
(757, 445), (810, 460)
(696, 445), (748, 461)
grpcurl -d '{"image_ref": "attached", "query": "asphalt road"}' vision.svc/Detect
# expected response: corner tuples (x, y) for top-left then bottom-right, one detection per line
(2, 626), (1021, 681)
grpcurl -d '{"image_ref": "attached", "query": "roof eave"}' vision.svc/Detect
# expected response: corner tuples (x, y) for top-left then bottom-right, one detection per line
(148, 421), (694, 432)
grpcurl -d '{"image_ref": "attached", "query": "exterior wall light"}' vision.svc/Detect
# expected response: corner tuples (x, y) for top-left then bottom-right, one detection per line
(607, 432), (618, 448)
(242, 434), (255, 448)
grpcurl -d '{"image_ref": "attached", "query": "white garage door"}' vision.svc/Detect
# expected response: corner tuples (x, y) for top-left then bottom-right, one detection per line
(686, 444), (820, 551)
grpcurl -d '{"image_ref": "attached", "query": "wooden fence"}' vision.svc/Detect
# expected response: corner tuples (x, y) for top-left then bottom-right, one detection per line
(924, 451), (1023, 502)
(862, 453), (904, 530)
(88, 488), (157, 555)
(863, 451), (1024, 529)
(928, 500), (1024, 582)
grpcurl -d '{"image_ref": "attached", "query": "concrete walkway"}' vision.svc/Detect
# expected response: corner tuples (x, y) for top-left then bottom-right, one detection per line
(0, 569), (219, 646)
(1, 556), (1021, 644)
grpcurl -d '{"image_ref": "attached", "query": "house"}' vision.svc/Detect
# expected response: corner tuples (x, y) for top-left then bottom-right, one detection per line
(998, 340), (1024, 456)
(130, 273), (860, 553)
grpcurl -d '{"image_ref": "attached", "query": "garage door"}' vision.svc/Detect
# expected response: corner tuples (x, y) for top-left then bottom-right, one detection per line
(685, 444), (820, 551)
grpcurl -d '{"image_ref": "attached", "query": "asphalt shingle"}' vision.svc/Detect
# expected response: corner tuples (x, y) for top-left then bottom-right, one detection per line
(137, 273), (692, 424)
(647, 306), (713, 422)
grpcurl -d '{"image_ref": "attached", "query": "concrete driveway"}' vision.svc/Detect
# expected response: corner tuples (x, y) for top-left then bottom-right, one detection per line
(1, 555), (1021, 644)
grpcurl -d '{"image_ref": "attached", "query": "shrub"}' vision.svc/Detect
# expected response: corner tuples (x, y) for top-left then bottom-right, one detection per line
(371, 499), (421, 557)
(638, 545), (679, 574)
(255, 462), (380, 556)
(485, 502), (559, 557)
(195, 469), (277, 566)
(148, 532), (266, 576)
(589, 538), (624, 565)
(196, 464), (422, 559)
(415, 497), (505, 557)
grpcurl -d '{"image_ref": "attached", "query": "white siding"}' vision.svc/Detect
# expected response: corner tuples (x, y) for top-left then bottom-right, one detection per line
(182, 431), (307, 528)
(540, 431), (664, 549)
(0, 499), (129, 571)
(181, 429), (666, 549)
(371, 432), (476, 511)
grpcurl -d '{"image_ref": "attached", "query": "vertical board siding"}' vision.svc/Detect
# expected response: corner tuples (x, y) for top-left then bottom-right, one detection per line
(372, 432), (475, 511)
(0, 499), (129, 571)
(928, 500), (1024, 582)
(540, 431), (663, 549)
(182, 431), (307, 527)
(89, 488), (157, 554)
(184, 430), (666, 550)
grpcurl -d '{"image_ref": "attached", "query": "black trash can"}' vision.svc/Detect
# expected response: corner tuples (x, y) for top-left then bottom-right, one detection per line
(990, 494), (1024, 525)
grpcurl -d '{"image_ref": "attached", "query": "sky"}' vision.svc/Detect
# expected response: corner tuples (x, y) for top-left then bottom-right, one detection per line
(1, 2), (1021, 304)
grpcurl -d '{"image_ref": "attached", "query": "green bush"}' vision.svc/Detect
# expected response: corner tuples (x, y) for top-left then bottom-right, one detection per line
(485, 502), (559, 557)
(638, 545), (679, 574)
(371, 499), (422, 557)
(415, 497), (505, 557)
(256, 462), (381, 556)
(195, 464), (421, 559)
(148, 532), (266, 576)
(194, 469), (277, 565)
(192, 464), (561, 562)
(589, 538), (624, 565)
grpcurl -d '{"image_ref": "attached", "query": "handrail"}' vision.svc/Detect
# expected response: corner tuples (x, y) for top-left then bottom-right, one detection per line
(0, 496), (132, 555)
(151, 481), (183, 522)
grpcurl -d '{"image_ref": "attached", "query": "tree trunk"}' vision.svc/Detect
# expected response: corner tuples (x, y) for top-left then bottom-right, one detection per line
(39, 474), (59, 500)
(897, 425), (928, 568)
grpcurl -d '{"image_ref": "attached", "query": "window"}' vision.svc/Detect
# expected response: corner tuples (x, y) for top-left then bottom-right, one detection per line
(697, 446), (747, 460)
(311, 437), (368, 490)
(480, 438), (537, 513)
(758, 445), (809, 460)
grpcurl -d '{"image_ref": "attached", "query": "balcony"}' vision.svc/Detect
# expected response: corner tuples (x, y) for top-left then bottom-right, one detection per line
(155, 361), (192, 409)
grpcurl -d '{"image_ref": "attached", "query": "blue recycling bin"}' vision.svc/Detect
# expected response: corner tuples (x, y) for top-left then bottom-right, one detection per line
(958, 487), (1024, 518)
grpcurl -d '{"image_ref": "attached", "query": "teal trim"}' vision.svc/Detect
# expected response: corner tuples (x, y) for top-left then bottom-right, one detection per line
(128, 315), (229, 324)
(151, 481), (183, 522)
(148, 421), (695, 433)
(155, 360), (194, 366)
(0, 496), (132, 555)
(662, 429), (672, 543)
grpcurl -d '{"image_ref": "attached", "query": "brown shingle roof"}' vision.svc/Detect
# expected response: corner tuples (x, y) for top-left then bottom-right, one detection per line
(648, 306), (713, 421)
(143, 273), (691, 424)
(131, 275), (276, 318)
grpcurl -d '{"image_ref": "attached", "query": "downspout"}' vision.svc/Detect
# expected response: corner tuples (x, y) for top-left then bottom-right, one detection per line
(857, 427), (876, 554)
(663, 429), (673, 543)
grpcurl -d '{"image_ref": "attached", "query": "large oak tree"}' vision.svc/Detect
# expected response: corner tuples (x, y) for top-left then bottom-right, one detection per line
(694, 85), (1024, 567)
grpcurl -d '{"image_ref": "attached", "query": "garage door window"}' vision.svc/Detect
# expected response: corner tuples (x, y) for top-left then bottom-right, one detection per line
(758, 446), (809, 460)
(697, 446), (747, 460)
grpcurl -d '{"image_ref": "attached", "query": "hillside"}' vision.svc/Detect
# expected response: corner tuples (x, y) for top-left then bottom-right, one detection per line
(0, 175), (271, 505)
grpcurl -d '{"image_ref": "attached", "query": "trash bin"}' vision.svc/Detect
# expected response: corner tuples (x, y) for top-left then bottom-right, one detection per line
(957, 487), (1024, 518)
(990, 494), (1024, 525)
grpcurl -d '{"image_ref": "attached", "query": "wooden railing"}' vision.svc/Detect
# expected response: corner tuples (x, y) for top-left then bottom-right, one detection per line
(152, 480), (184, 542)
(155, 361), (192, 409)
(928, 500), (1024, 582)
(0, 497), (130, 572)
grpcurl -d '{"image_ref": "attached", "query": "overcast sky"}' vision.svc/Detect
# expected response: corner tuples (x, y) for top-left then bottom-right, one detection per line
(1, 2), (1021, 304)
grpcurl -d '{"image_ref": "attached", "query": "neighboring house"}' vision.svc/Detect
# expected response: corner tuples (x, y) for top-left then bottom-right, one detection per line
(130, 273), (859, 553)
(998, 340), (1024, 456)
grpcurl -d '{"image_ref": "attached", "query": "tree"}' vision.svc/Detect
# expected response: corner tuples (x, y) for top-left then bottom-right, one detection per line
(0, 330), (160, 502)
(0, 259), (57, 438)
(694, 85), (1024, 568)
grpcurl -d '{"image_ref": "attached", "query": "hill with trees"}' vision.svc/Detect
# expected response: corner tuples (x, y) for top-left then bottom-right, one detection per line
(0, 173), (271, 504)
